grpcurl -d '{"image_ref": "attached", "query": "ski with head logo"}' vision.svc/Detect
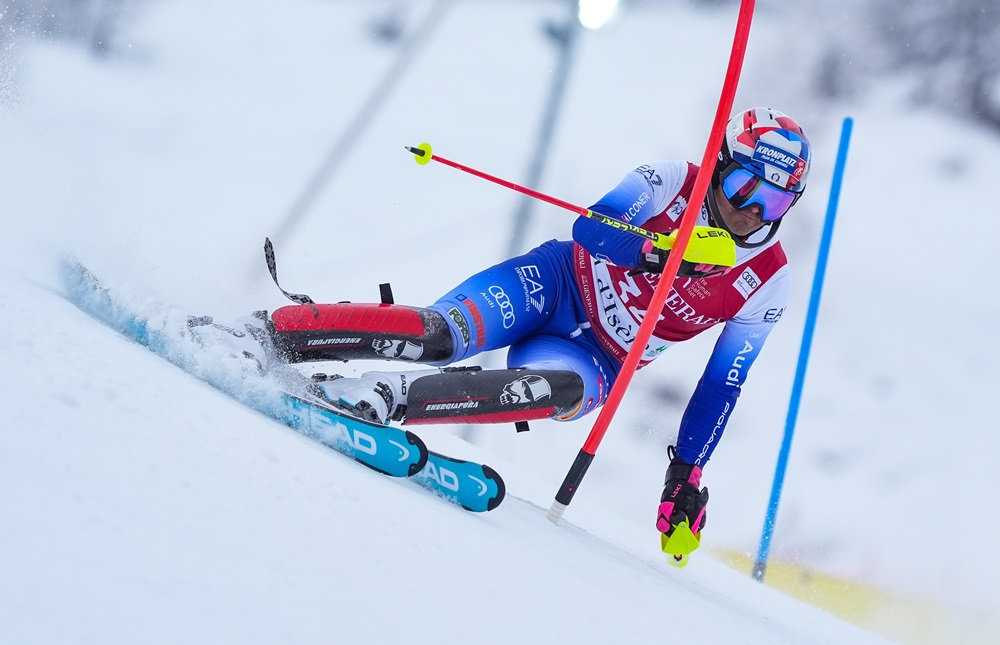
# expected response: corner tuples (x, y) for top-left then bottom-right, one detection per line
(59, 258), (505, 512)
(415, 451), (505, 512)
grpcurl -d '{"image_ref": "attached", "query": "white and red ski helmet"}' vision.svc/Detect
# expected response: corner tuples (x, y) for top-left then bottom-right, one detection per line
(722, 107), (811, 193)
(707, 107), (812, 248)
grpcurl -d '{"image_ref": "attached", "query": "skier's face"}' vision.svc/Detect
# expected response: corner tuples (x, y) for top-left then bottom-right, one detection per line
(712, 183), (766, 237)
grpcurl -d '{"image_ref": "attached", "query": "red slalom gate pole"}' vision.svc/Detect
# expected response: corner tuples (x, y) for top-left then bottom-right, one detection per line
(546, 0), (757, 525)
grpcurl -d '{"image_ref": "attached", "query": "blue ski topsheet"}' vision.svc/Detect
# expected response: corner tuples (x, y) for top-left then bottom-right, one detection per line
(60, 259), (425, 477)
(279, 393), (427, 477)
(417, 452), (505, 512)
(60, 258), (505, 511)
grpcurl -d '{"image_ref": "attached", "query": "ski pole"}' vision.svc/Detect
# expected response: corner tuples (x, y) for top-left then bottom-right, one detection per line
(405, 143), (733, 264)
(406, 142), (672, 245)
(548, 0), (757, 526)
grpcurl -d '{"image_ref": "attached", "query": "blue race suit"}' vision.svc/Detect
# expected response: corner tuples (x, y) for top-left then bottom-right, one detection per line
(428, 240), (617, 422)
(429, 159), (790, 466)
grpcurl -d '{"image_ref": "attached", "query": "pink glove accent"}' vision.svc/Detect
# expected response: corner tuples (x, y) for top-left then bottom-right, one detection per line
(690, 507), (706, 534)
(656, 501), (675, 534)
(693, 263), (733, 277)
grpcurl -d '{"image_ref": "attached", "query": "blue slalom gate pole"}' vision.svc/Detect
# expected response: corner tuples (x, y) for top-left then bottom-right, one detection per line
(752, 117), (854, 582)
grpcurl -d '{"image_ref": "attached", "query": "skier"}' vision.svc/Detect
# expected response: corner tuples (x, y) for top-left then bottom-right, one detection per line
(200, 107), (811, 546)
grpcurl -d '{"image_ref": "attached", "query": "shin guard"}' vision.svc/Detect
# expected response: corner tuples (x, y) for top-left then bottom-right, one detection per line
(271, 303), (453, 363)
(404, 368), (584, 425)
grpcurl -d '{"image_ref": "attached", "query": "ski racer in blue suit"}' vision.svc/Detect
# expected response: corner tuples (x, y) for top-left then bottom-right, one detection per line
(218, 107), (813, 550)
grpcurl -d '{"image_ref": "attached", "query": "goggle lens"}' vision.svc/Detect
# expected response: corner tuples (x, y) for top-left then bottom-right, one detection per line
(721, 167), (796, 222)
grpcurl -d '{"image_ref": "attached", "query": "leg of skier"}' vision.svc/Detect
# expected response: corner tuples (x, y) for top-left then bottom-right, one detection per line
(315, 240), (617, 425)
(397, 333), (615, 425)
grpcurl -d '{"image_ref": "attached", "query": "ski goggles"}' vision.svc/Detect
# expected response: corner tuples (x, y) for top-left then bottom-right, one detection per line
(719, 165), (798, 222)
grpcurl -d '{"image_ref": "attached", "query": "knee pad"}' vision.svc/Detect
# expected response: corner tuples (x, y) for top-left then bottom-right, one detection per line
(270, 303), (454, 363)
(404, 368), (584, 425)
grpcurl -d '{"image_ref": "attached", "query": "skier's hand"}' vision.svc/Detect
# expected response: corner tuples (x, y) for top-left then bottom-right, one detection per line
(635, 240), (733, 279)
(656, 447), (709, 567)
(657, 447), (709, 533)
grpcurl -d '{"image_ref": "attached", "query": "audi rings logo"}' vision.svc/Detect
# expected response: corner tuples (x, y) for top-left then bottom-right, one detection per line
(488, 286), (515, 329)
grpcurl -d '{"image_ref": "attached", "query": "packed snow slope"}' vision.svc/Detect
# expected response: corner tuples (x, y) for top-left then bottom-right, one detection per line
(1, 269), (887, 644)
(1, 0), (997, 642)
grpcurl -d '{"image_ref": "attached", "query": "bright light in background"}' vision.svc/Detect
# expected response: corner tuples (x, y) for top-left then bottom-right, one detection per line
(577, 0), (619, 30)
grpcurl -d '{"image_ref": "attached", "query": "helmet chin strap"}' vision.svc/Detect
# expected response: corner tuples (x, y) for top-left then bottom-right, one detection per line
(704, 190), (781, 250)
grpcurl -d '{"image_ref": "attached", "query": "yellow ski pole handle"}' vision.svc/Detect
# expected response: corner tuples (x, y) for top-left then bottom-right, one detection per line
(587, 209), (737, 268)
(654, 226), (737, 267)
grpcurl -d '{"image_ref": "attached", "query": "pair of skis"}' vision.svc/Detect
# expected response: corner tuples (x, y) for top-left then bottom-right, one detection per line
(60, 259), (505, 513)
